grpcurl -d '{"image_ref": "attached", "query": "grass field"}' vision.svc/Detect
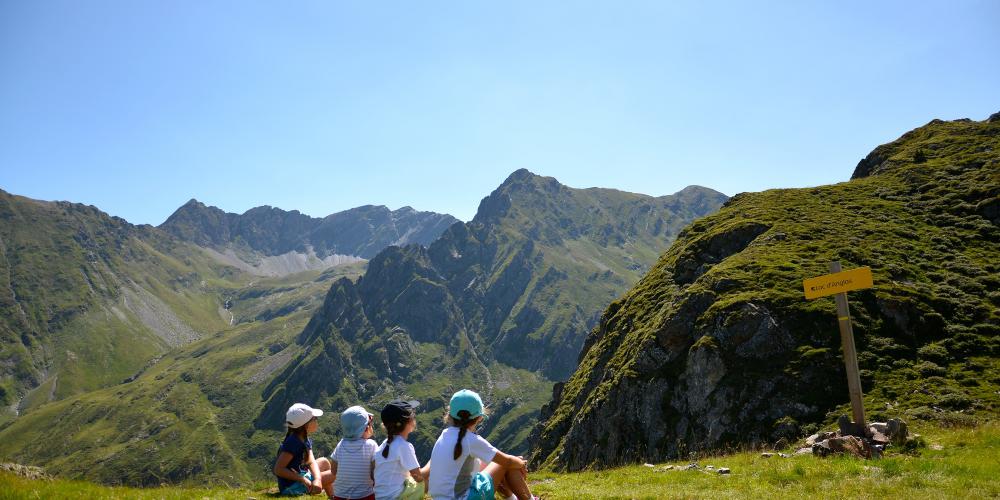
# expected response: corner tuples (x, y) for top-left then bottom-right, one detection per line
(2, 421), (996, 499)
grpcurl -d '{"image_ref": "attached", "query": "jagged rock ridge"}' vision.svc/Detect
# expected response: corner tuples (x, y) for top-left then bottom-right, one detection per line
(159, 200), (459, 265)
(257, 170), (728, 456)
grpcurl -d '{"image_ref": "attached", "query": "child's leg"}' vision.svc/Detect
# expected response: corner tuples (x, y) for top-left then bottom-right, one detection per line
(503, 466), (532, 500)
(482, 462), (532, 500)
(495, 480), (514, 498)
(315, 457), (334, 498)
(481, 462), (508, 496)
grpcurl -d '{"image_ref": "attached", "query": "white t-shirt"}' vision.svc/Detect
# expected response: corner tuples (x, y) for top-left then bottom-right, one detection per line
(427, 427), (499, 500)
(331, 438), (378, 499)
(373, 436), (421, 500)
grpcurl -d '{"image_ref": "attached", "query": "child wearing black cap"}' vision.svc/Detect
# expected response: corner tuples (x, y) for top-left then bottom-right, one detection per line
(373, 400), (429, 500)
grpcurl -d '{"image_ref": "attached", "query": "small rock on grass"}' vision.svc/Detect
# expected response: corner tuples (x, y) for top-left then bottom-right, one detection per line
(718, 468), (731, 475)
(794, 447), (812, 455)
(778, 453), (791, 458)
(643, 463), (655, 468)
(930, 444), (943, 450)
(761, 452), (774, 458)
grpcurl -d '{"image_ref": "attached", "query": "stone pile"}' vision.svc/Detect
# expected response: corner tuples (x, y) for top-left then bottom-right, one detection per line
(802, 416), (913, 459)
(0, 463), (49, 480)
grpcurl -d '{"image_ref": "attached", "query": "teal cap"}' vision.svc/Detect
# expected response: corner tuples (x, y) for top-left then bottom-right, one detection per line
(449, 389), (484, 418)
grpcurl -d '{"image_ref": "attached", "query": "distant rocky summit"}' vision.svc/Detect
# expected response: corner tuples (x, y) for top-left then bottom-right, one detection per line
(532, 113), (1000, 471)
(160, 200), (458, 275)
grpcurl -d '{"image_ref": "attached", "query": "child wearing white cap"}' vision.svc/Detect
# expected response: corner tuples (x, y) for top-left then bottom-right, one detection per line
(330, 405), (379, 500)
(273, 402), (334, 496)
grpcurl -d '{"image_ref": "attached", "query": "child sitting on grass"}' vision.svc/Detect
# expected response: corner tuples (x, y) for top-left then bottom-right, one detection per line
(273, 403), (334, 496)
(330, 405), (379, 500)
(428, 390), (537, 500)
(373, 400), (429, 500)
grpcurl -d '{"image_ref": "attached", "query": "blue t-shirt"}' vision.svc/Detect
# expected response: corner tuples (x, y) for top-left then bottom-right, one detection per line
(276, 434), (313, 491)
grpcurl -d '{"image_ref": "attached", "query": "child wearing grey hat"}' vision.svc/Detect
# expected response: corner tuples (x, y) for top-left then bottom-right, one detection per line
(329, 405), (378, 500)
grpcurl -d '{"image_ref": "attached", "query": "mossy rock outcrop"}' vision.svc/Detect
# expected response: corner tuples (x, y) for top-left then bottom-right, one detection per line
(531, 113), (1000, 471)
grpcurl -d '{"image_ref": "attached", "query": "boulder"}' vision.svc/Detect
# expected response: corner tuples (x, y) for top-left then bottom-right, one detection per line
(887, 418), (909, 445)
(806, 431), (836, 445)
(838, 415), (867, 438)
(869, 422), (889, 434)
(869, 430), (891, 445)
(812, 435), (871, 459)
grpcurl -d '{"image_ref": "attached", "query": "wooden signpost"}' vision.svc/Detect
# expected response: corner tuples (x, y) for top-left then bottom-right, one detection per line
(803, 262), (874, 434)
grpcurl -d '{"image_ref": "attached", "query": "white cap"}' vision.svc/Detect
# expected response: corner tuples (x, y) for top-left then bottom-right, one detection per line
(286, 403), (324, 428)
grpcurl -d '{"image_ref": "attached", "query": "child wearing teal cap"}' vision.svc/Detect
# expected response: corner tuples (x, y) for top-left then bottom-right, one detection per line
(427, 389), (537, 500)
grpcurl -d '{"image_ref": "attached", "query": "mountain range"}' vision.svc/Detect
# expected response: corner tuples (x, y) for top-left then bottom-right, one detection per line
(0, 193), (456, 421)
(0, 172), (726, 485)
(255, 170), (727, 459)
(161, 200), (458, 276)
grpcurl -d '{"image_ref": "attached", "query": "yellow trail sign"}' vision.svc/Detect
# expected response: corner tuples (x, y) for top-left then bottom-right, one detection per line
(803, 266), (873, 300)
(803, 262), (875, 432)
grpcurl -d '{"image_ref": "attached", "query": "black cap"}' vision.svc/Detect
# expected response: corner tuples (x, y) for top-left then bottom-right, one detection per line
(381, 400), (415, 424)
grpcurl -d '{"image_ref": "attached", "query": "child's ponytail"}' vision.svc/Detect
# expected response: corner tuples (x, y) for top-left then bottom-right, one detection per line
(382, 433), (394, 458)
(452, 410), (473, 460)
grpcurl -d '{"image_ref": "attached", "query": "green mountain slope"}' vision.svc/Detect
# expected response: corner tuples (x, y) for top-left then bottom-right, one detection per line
(531, 113), (1000, 471)
(257, 170), (728, 460)
(0, 191), (247, 419)
(0, 263), (365, 486)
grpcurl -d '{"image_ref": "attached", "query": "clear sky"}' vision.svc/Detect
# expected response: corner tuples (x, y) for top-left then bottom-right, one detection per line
(1, 1), (997, 224)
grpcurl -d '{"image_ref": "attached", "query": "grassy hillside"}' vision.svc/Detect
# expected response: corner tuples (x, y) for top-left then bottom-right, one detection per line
(2, 421), (996, 499)
(0, 191), (252, 420)
(0, 264), (364, 486)
(532, 114), (1000, 471)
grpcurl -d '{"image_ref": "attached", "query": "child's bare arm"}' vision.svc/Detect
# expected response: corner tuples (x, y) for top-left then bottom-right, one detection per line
(408, 467), (424, 482)
(491, 451), (527, 471)
(306, 450), (323, 493)
(273, 451), (309, 485)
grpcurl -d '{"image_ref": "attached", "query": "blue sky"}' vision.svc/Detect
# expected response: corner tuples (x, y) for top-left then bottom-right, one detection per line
(1, 1), (997, 224)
